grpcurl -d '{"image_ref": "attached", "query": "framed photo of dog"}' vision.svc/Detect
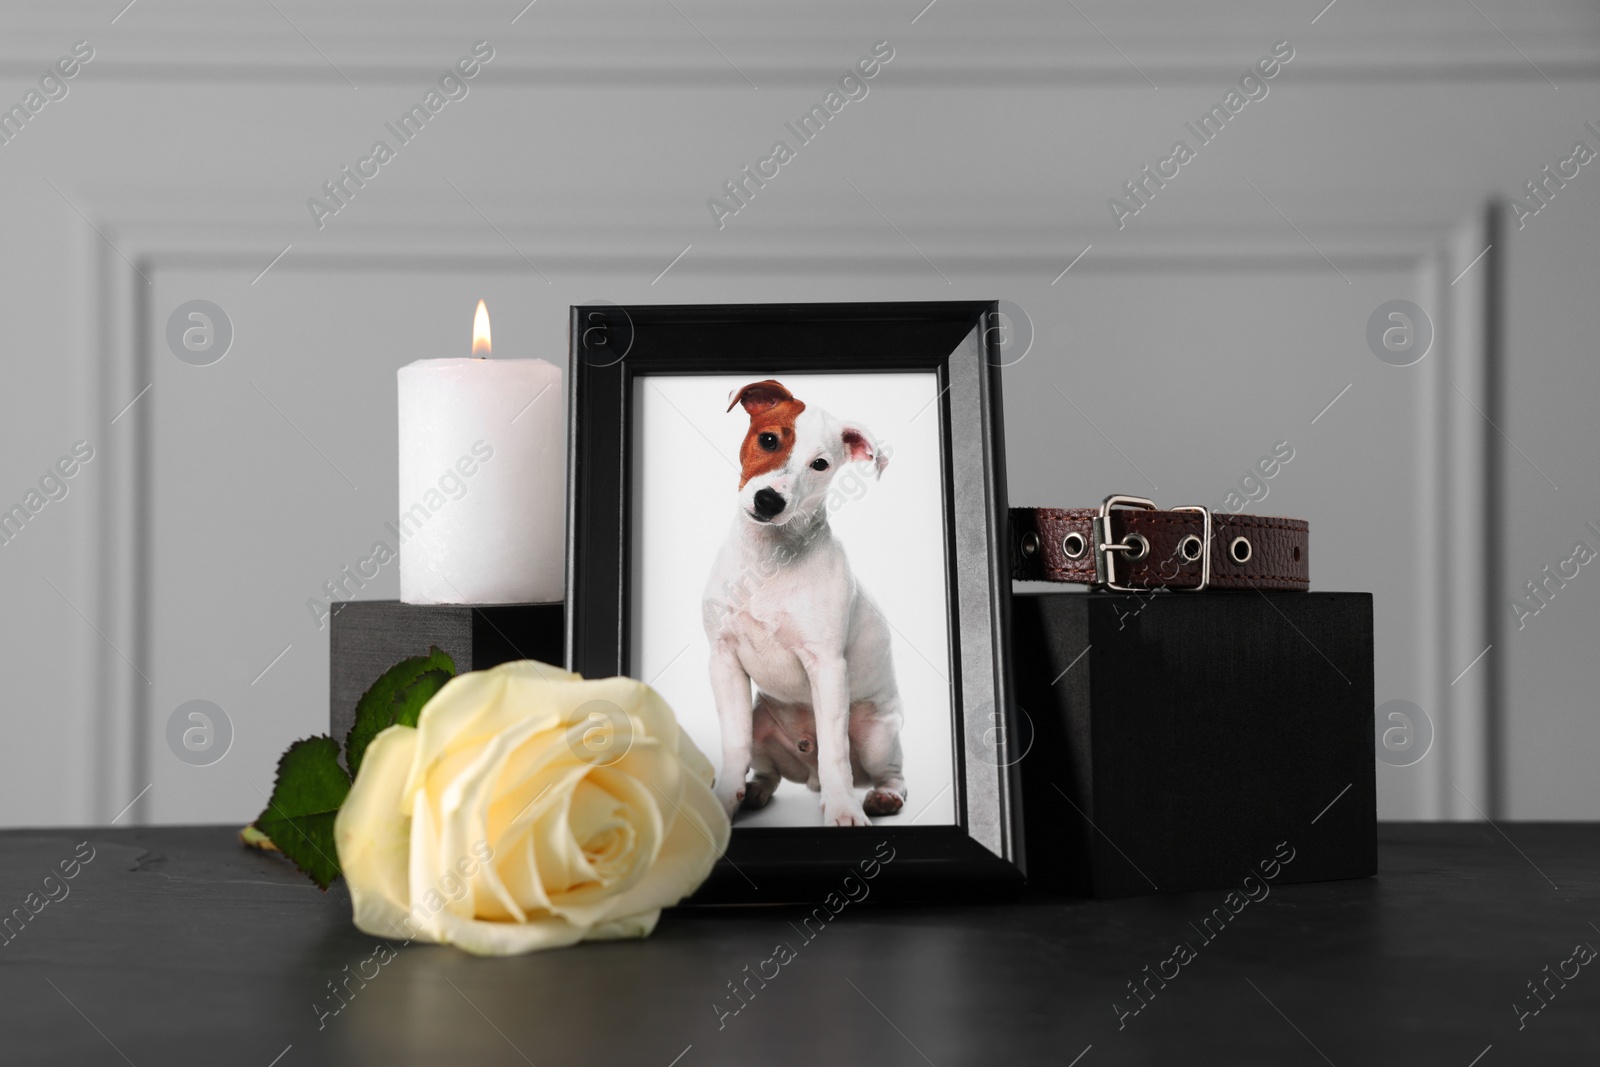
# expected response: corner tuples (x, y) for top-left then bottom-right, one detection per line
(566, 301), (1023, 901)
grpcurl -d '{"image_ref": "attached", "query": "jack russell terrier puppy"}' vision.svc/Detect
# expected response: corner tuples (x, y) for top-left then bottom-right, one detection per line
(702, 380), (906, 827)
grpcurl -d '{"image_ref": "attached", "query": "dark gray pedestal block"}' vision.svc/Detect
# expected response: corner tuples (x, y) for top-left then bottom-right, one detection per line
(328, 600), (564, 754)
(1013, 590), (1376, 897)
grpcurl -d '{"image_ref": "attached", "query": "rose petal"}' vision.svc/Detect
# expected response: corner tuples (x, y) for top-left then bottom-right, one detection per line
(430, 905), (590, 957)
(565, 762), (728, 929)
(583, 910), (661, 942)
(404, 661), (578, 807)
(335, 725), (421, 942)
(542, 770), (663, 925)
(426, 712), (560, 922)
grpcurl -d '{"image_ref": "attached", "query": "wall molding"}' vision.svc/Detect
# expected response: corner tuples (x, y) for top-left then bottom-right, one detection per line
(86, 190), (1495, 820)
(1416, 208), (1501, 819)
(3, 0), (1596, 87)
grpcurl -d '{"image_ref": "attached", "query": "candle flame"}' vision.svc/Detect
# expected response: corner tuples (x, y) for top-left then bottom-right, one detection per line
(472, 299), (492, 357)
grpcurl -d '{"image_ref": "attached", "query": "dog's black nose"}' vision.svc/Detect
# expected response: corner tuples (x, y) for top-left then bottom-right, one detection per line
(752, 488), (785, 519)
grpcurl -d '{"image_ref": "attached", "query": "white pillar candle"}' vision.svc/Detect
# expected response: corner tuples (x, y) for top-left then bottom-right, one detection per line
(397, 303), (564, 604)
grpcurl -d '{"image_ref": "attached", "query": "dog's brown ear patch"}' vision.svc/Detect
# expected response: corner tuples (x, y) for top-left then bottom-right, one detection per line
(732, 381), (805, 488)
(728, 380), (795, 415)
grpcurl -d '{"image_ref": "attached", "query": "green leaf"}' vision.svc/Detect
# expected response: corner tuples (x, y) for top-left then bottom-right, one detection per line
(344, 646), (456, 776)
(254, 736), (351, 890)
(391, 668), (453, 730)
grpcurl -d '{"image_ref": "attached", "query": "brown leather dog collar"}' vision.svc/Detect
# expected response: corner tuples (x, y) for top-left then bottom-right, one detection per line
(1010, 496), (1309, 592)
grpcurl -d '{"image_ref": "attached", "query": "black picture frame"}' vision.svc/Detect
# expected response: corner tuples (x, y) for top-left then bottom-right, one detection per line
(565, 301), (1023, 903)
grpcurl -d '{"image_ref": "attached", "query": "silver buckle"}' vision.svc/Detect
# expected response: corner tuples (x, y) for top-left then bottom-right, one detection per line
(1094, 495), (1211, 592)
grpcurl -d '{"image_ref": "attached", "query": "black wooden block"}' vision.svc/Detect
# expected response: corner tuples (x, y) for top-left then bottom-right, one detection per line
(329, 600), (564, 756)
(1012, 590), (1376, 898)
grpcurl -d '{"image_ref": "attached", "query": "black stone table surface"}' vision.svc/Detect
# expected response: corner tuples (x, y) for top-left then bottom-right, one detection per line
(1, 823), (1596, 1065)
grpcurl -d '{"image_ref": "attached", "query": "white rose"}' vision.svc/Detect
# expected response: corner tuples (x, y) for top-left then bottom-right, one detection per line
(334, 660), (729, 956)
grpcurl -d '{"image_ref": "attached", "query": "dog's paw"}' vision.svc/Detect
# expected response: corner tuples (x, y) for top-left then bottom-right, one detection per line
(715, 784), (746, 819)
(822, 798), (871, 827)
(863, 788), (906, 817)
(741, 776), (778, 811)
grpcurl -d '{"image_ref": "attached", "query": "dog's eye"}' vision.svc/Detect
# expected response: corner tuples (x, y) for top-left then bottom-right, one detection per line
(810, 458), (829, 471)
(757, 432), (779, 452)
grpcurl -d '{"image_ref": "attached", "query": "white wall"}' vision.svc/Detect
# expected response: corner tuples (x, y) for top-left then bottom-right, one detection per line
(0, 0), (1594, 826)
